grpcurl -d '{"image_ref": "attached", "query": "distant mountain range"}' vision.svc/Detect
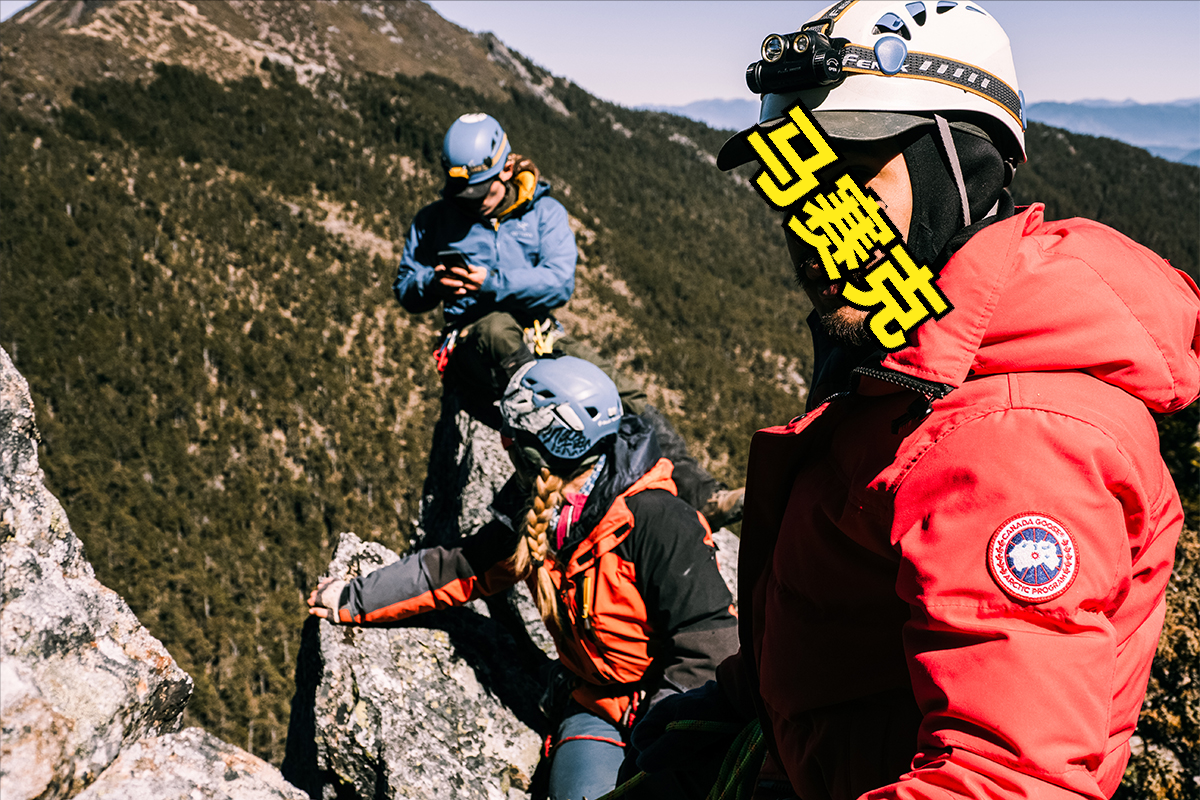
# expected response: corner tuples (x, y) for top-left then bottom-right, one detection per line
(1026, 99), (1200, 166)
(643, 97), (1200, 166)
(640, 98), (760, 133)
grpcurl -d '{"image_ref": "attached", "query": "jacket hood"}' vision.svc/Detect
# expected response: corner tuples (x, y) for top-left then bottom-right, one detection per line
(878, 204), (1200, 414)
(490, 155), (549, 224)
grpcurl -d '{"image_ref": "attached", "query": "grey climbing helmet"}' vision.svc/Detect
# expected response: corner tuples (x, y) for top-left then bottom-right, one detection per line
(500, 357), (623, 470)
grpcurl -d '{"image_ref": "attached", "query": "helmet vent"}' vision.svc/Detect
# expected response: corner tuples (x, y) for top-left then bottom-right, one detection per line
(584, 406), (599, 419)
(964, 5), (986, 13)
(872, 12), (911, 40)
(936, 0), (957, 13)
(537, 389), (556, 399)
(904, 1), (926, 25)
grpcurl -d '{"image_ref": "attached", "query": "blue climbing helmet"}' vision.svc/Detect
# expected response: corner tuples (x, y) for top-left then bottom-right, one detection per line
(500, 357), (623, 470)
(441, 113), (512, 199)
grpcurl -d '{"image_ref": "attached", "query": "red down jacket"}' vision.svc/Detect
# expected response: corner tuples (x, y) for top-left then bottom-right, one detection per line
(720, 205), (1200, 799)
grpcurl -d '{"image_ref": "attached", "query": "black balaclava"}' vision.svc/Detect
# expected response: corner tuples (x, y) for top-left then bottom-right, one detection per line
(806, 124), (1016, 408)
(902, 125), (1014, 271)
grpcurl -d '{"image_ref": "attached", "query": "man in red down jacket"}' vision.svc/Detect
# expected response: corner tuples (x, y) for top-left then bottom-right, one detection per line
(630, 1), (1200, 798)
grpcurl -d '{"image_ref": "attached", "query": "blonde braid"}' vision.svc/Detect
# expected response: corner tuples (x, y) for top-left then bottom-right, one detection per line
(510, 467), (564, 635)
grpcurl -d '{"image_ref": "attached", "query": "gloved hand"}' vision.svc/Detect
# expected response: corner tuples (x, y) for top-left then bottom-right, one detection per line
(307, 577), (347, 621)
(629, 680), (744, 774)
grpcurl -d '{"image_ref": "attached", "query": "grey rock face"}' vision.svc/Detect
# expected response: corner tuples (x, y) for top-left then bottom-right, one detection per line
(416, 394), (557, 660)
(711, 529), (739, 601)
(414, 393), (514, 549)
(283, 533), (546, 800)
(2, 349), (308, 799)
(0, 348), (194, 800)
(74, 727), (309, 800)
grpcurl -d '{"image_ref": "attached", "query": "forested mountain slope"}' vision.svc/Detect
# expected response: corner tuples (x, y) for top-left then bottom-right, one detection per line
(1, 1), (1195, 795)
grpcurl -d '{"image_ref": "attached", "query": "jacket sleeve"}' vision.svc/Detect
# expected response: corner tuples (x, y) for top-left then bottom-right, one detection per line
(625, 489), (740, 704)
(480, 196), (576, 314)
(335, 519), (527, 624)
(870, 405), (1178, 799)
(393, 211), (442, 314)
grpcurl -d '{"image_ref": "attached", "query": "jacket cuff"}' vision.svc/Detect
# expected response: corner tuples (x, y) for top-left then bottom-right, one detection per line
(335, 584), (353, 624)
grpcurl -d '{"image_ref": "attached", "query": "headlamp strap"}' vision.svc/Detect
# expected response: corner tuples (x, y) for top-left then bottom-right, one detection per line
(840, 44), (1022, 127)
(804, 0), (858, 34)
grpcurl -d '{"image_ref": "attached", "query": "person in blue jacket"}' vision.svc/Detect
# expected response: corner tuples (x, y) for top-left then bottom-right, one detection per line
(396, 113), (575, 337)
(395, 113), (744, 526)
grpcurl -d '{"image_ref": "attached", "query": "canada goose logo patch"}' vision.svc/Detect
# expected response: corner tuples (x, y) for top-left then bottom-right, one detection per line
(987, 513), (1078, 603)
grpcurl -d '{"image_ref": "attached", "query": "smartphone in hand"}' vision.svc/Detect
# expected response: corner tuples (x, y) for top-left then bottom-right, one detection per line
(437, 250), (470, 271)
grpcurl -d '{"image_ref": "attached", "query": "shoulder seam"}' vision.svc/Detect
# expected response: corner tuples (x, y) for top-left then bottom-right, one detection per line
(895, 403), (1138, 493)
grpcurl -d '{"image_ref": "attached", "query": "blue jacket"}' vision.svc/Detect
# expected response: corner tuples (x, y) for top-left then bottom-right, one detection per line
(394, 181), (576, 328)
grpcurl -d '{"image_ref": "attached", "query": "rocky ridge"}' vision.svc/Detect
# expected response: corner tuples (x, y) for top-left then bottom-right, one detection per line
(283, 530), (546, 800)
(1, 340), (738, 799)
(2, 0), (572, 119)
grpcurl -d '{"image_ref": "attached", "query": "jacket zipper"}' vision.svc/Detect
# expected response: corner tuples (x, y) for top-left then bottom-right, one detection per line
(851, 365), (955, 433)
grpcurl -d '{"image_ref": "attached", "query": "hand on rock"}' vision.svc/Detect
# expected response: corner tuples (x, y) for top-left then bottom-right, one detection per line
(307, 577), (347, 621)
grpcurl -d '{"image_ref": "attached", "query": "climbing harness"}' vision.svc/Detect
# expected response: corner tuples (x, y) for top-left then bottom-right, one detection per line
(543, 732), (627, 759)
(431, 328), (460, 376)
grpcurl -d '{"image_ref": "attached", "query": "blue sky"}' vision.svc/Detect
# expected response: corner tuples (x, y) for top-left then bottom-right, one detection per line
(4, 1), (1198, 107)
(425, 1), (1200, 107)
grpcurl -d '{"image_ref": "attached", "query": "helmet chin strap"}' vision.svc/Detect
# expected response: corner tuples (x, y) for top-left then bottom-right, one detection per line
(935, 114), (972, 228)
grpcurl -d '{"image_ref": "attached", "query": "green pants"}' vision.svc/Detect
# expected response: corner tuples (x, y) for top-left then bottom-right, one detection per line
(443, 311), (648, 425)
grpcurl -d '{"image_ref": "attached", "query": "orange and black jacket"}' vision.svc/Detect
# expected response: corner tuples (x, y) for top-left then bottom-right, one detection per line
(334, 416), (738, 727)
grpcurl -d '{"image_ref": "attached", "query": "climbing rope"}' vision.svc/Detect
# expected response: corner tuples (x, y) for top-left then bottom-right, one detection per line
(705, 719), (766, 800)
(595, 769), (648, 800)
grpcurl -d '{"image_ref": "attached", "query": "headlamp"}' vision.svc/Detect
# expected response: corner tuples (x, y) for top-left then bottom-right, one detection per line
(761, 34), (786, 63)
(746, 29), (846, 95)
(442, 155), (496, 179)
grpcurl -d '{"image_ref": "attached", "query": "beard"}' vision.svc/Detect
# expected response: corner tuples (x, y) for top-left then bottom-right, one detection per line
(819, 306), (873, 347)
(791, 258), (874, 347)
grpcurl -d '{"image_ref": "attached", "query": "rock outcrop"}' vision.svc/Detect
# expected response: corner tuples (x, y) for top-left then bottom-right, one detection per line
(414, 395), (556, 660)
(0, 347), (303, 800)
(285, 394), (740, 800)
(283, 532), (547, 800)
(0, 347), (192, 799)
(74, 728), (308, 800)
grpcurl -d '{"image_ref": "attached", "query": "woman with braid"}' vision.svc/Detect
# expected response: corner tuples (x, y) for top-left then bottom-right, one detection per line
(308, 356), (739, 800)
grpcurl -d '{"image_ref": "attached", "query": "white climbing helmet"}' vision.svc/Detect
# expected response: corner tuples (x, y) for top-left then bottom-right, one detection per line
(719, 0), (1026, 168)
